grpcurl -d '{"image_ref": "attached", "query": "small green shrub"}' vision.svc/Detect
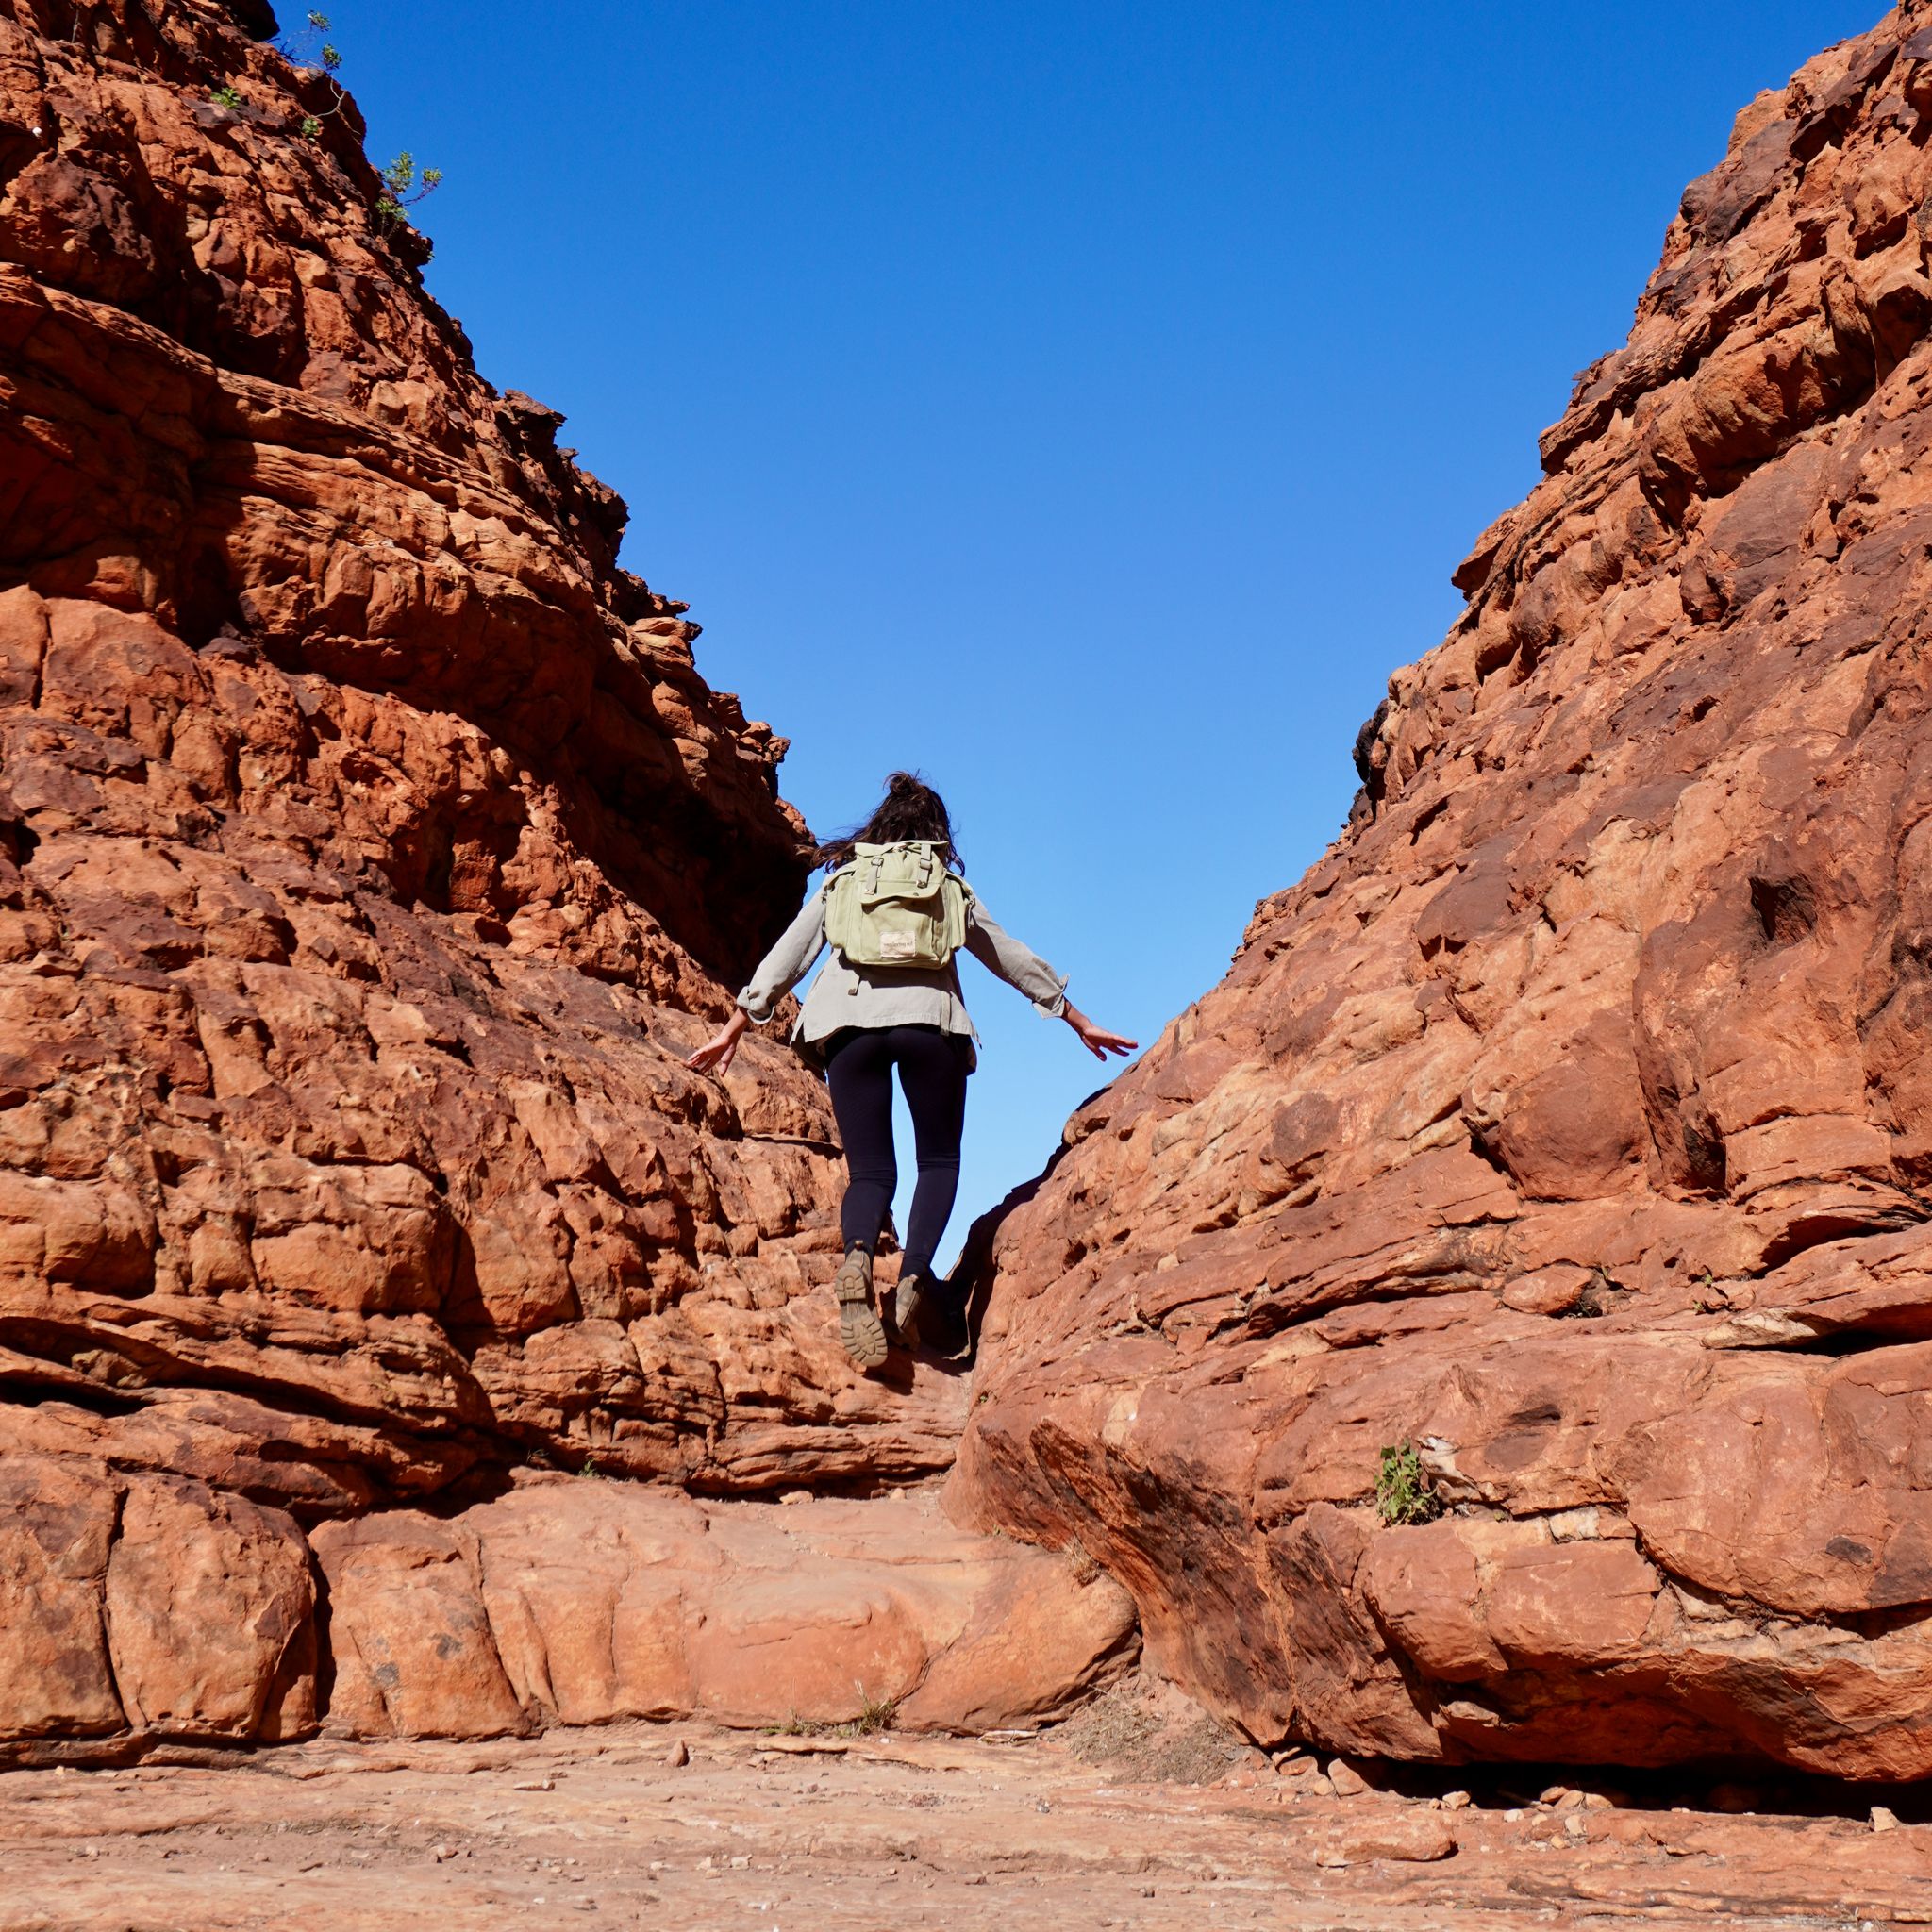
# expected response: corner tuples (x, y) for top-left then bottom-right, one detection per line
(375, 150), (444, 233)
(1374, 1441), (1442, 1527)
(275, 12), (341, 73)
(209, 83), (244, 108)
(272, 16), (446, 244)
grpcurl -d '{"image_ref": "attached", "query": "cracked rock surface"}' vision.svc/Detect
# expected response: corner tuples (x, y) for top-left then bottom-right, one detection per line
(0, 0), (1046, 1754)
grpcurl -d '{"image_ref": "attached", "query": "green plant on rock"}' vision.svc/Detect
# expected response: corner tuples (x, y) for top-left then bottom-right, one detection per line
(273, 12), (342, 75)
(271, 12), (449, 253)
(1374, 1441), (1442, 1527)
(209, 82), (244, 108)
(375, 149), (443, 233)
(275, 13), (351, 144)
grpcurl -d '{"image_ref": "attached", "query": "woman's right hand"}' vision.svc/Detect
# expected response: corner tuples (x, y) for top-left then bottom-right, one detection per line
(686, 1008), (751, 1077)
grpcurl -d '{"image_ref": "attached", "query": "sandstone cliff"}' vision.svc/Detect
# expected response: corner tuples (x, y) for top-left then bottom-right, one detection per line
(0, 0), (1122, 1758)
(956, 4), (1932, 1779)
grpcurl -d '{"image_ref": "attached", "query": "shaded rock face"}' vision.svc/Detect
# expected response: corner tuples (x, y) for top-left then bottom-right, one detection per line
(955, 4), (1932, 1780)
(0, 0), (1002, 1753)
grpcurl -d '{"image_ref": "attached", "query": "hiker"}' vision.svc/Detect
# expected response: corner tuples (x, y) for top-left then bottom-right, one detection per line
(685, 771), (1136, 1367)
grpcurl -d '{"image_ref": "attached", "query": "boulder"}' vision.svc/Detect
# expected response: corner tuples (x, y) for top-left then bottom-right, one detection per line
(0, 1454), (317, 1757)
(311, 1479), (1137, 1738)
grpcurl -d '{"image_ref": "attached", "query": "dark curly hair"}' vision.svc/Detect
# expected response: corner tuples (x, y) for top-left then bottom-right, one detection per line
(815, 771), (960, 872)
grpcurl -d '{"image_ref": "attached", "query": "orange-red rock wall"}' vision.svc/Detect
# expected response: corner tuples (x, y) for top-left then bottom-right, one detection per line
(955, 3), (1932, 1780)
(0, 0), (981, 1757)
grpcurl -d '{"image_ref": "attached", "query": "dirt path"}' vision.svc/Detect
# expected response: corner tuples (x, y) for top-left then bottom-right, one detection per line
(2, 1721), (1924, 1932)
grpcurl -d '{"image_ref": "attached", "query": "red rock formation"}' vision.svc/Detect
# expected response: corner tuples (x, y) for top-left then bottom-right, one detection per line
(0, 0), (1029, 1755)
(313, 1481), (1136, 1742)
(956, 4), (1932, 1780)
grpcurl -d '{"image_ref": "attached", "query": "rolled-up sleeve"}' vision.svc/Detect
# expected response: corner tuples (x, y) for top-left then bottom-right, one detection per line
(737, 883), (829, 1023)
(963, 899), (1069, 1017)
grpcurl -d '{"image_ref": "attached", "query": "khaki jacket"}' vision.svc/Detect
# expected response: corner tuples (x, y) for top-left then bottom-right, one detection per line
(736, 877), (1069, 1068)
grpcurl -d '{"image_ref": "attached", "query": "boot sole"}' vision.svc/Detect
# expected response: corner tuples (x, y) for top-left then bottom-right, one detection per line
(839, 1298), (889, 1369)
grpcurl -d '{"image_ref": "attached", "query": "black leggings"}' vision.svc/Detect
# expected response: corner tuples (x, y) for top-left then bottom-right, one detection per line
(824, 1024), (971, 1280)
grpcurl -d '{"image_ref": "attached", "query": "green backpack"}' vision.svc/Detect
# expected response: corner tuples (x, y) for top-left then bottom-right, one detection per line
(824, 841), (970, 969)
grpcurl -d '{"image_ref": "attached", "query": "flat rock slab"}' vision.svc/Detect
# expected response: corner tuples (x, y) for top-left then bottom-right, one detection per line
(4, 1725), (1928, 1931)
(311, 1479), (1138, 1740)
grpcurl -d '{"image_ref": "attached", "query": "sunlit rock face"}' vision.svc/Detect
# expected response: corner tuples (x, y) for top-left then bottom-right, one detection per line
(954, 2), (1932, 1779)
(0, 0), (1008, 1755)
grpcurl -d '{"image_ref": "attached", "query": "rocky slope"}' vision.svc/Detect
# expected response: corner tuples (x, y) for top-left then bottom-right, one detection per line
(0, 0), (1097, 1758)
(956, 2), (1932, 1779)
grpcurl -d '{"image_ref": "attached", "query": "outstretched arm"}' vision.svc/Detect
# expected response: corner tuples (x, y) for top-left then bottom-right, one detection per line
(687, 883), (829, 1079)
(965, 902), (1138, 1062)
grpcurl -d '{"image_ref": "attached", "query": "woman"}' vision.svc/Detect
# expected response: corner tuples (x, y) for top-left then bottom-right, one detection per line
(686, 772), (1136, 1368)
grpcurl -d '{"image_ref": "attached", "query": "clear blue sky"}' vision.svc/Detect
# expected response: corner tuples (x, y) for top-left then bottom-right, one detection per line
(317, 0), (1879, 1263)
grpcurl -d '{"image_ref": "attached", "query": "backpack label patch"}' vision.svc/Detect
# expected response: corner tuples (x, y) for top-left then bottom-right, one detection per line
(877, 930), (918, 961)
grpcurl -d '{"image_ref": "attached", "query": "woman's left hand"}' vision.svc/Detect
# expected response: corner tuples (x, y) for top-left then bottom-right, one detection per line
(1063, 1003), (1138, 1062)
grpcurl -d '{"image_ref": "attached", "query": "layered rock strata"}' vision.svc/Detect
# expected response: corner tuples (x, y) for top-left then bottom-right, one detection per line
(957, 3), (1932, 1779)
(1, 1465), (1136, 1760)
(0, 0), (1000, 1756)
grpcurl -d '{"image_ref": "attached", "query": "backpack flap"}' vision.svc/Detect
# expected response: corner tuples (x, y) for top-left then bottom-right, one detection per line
(825, 841), (968, 968)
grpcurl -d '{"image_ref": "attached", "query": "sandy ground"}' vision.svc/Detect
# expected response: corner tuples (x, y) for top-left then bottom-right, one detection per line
(2, 1712), (1927, 1932)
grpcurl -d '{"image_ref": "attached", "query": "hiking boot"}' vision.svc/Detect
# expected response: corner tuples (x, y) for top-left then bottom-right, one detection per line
(892, 1272), (928, 1350)
(833, 1249), (887, 1369)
